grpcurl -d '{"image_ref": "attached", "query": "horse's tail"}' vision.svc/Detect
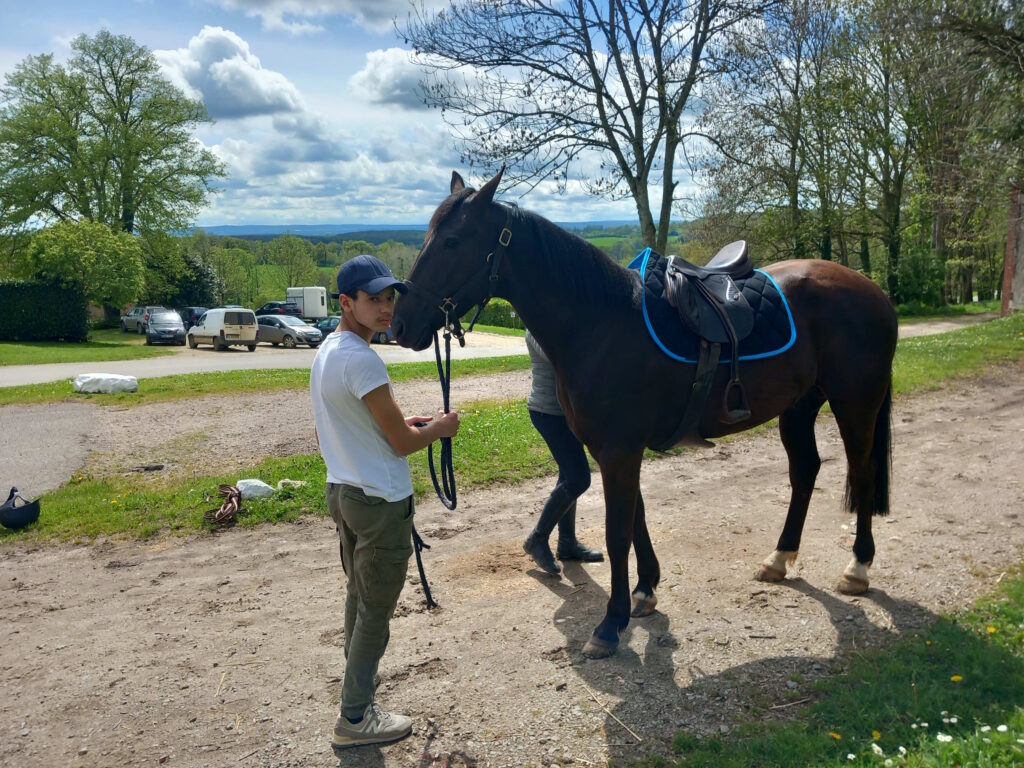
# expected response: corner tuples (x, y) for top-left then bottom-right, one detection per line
(845, 380), (893, 517)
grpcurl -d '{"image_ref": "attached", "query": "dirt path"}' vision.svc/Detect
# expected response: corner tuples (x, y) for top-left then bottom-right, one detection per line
(1, 363), (1022, 767)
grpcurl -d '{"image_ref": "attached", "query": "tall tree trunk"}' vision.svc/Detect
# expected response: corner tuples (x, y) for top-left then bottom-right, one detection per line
(1002, 185), (1020, 317)
(932, 205), (948, 305)
(860, 235), (871, 277)
(820, 226), (832, 261)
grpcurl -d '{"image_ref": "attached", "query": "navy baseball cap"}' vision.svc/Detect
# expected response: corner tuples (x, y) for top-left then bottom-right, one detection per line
(331, 255), (408, 298)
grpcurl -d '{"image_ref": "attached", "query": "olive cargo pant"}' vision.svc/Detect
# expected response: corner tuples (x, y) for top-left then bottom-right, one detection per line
(327, 483), (414, 720)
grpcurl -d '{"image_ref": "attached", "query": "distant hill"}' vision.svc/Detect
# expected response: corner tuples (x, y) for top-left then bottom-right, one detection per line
(197, 219), (639, 238)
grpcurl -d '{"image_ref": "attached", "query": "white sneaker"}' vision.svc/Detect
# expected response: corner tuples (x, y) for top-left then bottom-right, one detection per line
(331, 703), (412, 750)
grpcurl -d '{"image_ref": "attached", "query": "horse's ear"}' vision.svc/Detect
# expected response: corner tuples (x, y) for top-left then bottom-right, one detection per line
(468, 165), (505, 208)
(450, 171), (466, 194)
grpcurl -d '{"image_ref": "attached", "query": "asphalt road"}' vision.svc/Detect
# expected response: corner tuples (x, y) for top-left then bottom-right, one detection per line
(0, 331), (527, 388)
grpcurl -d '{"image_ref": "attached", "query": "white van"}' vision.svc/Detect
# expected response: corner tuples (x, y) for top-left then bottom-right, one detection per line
(186, 308), (258, 351)
(285, 286), (328, 319)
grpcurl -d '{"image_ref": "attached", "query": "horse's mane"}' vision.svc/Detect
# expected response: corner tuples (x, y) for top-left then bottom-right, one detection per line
(505, 204), (640, 310)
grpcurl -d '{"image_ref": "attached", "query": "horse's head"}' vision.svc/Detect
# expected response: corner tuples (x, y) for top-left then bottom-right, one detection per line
(393, 167), (507, 351)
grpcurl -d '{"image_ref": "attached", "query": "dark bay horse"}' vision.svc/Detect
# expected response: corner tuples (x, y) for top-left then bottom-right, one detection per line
(393, 168), (898, 658)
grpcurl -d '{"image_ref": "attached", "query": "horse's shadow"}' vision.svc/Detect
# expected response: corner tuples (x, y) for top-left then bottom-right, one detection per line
(539, 565), (940, 764)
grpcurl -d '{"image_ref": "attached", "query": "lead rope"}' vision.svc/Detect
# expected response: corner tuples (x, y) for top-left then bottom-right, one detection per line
(410, 324), (457, 610)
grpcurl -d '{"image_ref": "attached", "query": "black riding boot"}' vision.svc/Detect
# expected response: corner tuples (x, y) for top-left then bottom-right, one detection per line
(523, 486), (571, 575)
(556, 502), (604, 562)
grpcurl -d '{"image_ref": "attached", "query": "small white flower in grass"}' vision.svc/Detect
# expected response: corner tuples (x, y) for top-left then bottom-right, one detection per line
(942, 717), (950, 724)
(983, 738), (992, 744)
(884, 760), (893, 767)
(1017, 738), (1024, 744)
(872, 743), (884, 756)
(847, 754), (855, 761)
(981, 725), (992, 733)
(937, 733), (953, 743)
(949, 716), (957, 724)
(997, 725), (1008, 732)
(921, 722), (929, 728)
(898, 746), (907, 756)
(911, 723), (918, 730)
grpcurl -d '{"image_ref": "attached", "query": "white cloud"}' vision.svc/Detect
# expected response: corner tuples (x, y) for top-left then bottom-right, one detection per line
(349, 47), (428, 110)
(155, 26), (304, 118)
(209, 0), (449, 35)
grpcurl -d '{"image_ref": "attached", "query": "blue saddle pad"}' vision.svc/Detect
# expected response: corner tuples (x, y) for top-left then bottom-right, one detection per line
(627, 248), (796, 364)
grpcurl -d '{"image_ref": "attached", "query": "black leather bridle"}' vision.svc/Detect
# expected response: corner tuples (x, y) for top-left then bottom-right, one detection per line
(402, 205), (514, 347)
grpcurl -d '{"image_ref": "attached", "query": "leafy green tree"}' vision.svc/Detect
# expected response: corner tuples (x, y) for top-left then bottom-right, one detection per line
(0, 30), (225, 235)
(27, 220), (144, 309)
(402, 0), (773, 253)
(168, 249), (221, 308)
(269, 235), (318, 287)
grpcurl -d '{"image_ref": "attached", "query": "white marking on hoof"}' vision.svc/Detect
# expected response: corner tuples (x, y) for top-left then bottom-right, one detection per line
(756, 550), (798, 582)
(838, 558), (872, 594)
(631, 589), (658, 617)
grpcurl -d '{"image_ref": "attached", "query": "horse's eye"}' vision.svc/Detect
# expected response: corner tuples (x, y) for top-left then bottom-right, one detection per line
(444, 236), (459, 249)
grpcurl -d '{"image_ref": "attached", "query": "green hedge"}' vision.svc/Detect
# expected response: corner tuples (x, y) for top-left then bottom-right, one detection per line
(0, 281), (88, 342)
(468, 298), (524, 329)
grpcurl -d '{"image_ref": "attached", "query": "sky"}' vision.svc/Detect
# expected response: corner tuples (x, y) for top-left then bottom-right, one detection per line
(0, 0), (652, 227)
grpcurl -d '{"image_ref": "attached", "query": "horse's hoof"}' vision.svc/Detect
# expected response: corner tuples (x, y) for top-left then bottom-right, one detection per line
(630, 590), (658, 617)
(756, 550), (797, 583)
(838, 574), (869, 595)
(582, 634), (618, 659)
(838, 558), (871, 594)
(755, 564), (786, 583)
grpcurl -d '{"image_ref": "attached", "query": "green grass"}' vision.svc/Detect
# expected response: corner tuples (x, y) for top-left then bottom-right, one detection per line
(640, 569), (1024, 768)
(0, 327), (177, 366)
(892, 311), (1024, 395)
(585, 235), (627, 249)
(0, 352), (532, 407)
(473, 323), (526, 337)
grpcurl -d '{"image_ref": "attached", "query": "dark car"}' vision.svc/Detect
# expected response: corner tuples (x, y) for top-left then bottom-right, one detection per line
(316, 315), (340, 336)
(256, 315), (322, 348)
(178, 306), (208, 330)
(145, 311), (187, 346)
(255, 301), (302, 317)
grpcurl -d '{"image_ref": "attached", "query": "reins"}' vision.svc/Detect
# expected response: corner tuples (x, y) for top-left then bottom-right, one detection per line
(404, 209), (515, 610)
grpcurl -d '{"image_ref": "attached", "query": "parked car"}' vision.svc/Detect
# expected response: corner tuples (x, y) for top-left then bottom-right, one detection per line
(145, 311), (187, 346)
(315, 315), (340, 336)
(120, 305), (166, 333)
(178, 306), (208, 330)
(255, 300), (302, 317)
(256, 315), (322, 348)
(187, 308), (258, 351)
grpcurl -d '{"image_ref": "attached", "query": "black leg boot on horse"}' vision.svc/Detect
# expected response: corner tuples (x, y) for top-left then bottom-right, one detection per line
(524, 486), (573, 575)
(556, 502), (604, 562)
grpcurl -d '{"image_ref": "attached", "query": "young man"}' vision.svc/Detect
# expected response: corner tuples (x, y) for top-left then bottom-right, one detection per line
(310, 255), (460, 751)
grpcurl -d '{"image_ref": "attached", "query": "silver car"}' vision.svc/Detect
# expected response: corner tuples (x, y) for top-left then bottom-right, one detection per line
(256, 315), (322, 348)
(121, 305), (166, 333)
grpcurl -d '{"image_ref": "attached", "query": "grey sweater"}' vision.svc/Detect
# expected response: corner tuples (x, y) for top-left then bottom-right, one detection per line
(525, 330), (563, 416)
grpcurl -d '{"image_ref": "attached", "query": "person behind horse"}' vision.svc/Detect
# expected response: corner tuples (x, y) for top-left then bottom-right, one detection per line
(311, 255), (460, 751)
(523, 329), (604, 575)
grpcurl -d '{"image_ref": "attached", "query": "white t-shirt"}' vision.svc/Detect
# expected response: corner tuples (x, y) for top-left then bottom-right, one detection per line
(310, 331), (413, 502)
